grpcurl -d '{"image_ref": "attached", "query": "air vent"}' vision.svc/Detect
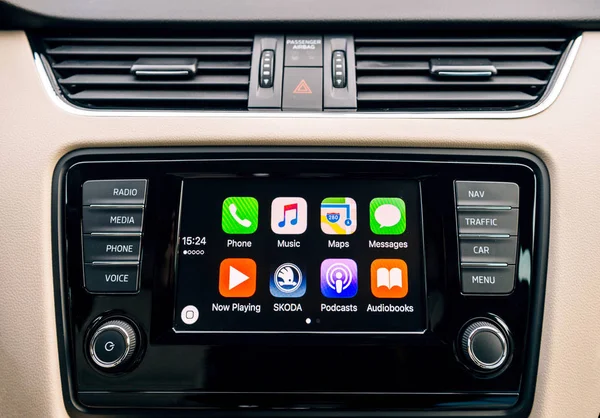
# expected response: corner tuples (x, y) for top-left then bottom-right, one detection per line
(354, 37), (571, 112)
(38, 37), (253, 110)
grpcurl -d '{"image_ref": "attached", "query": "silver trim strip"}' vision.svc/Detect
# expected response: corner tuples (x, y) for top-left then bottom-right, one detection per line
(461, 262), (509, 267)
(459, 233), (511, 238)
(456, 205), (512, 210)
(33, 35), (581, 119)
(173, 328), (427, 335)
(466, 325), (508, 370)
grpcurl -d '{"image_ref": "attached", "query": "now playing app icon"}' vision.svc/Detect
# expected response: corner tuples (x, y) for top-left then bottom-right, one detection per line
(270, 263), (306, 298)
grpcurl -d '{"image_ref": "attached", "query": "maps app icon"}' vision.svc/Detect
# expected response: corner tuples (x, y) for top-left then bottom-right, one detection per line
(320, 197), (357, 235)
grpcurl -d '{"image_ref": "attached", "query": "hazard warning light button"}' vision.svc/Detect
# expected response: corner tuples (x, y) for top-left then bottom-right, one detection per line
(282, 68), (323, 111)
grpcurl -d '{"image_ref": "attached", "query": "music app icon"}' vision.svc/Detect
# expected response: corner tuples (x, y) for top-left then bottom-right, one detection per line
(271, 197), (308, 235)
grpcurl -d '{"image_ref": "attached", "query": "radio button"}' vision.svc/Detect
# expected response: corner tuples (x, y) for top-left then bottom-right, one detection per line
(83, 235), (141, 262)
(457, 209), (518, 235)
(459, 237), (517, 264)
(461, 266), (515, 294)
(83, 179), (147, 206)
(84, 264), (139, 293)
(455, 181), (519, 208)
(83, 207), (144, 233)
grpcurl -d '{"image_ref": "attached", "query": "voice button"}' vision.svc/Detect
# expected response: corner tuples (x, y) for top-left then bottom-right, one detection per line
(84, 264), (139, 293)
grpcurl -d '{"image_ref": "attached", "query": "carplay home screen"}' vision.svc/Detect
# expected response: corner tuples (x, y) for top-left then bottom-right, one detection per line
(173, 176), (426, 333)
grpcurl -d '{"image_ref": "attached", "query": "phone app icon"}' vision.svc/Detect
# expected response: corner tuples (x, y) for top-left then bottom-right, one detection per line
(271, 197), (308, 234)
(320, 197), (357, 235)
(219, 258), (257, 298)
(369, 198), (407, 235)
(222, 197), (259, 234)
(370, 259), (408, 298)
(320, 258), (358, 298)
(270, 262), (306, 298)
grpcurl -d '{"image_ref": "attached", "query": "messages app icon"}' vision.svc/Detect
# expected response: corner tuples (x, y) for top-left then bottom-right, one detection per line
(369, 198), (406, 235)
(222, 197), (259, 234)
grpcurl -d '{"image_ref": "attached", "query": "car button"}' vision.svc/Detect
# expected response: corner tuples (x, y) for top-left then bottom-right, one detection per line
(282, 67), (323, 111)
(461, 266), (515, 294)
(460, 237), (518, 264)
(285, 36), (323, 67)
(83, 235), (142, 262)
(457, 209), (519, 235)
(455, 181), (519, 208)
(83, 207), (144, 233)
(84, 263), (139, 293)
(83, 179), (147, 206)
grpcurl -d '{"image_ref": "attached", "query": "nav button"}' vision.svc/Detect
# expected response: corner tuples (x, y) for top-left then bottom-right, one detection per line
(282, 68), (323, 111)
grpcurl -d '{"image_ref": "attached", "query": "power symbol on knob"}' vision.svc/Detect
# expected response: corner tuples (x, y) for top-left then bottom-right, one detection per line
(89, 318), (139, 370)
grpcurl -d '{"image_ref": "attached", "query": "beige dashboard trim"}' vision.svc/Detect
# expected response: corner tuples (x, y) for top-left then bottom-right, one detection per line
(1, 30), (600, 418)
(33, 35), (582, 120)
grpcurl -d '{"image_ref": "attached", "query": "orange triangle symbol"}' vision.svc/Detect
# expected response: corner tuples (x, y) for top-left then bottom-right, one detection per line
(293, 79), (312, 94)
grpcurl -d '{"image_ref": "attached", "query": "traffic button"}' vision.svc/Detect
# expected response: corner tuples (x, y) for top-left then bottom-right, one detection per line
(282, 68), (323, 110)
(457, 209), (519, 235)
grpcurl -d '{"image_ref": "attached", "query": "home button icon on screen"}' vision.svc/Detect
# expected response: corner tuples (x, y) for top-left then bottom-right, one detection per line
(181, 305), (199, 325)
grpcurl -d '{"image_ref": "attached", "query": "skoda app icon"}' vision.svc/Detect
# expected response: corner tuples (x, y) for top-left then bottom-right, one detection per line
(320, 258), (358, 298)
(270, 263), (306, 298)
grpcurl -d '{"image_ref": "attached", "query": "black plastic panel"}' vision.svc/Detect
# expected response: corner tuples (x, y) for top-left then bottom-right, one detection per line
(52, 148), (550, 417)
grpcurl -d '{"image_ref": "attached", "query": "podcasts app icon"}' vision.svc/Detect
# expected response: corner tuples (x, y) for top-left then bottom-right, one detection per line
(320, 258), (358, 298)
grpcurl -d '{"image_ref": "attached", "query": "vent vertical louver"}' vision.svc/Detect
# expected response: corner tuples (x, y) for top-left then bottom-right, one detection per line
(354, 37), (571, 112)
(39, 37), (253, 110)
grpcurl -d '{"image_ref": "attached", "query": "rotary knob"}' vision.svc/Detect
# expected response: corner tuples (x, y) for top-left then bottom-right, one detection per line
(89, 319), (138, 370)
(460, 320), (510, 372)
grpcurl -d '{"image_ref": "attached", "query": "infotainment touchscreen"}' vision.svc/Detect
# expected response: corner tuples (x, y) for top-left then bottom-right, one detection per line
(173, 176), (426, 333)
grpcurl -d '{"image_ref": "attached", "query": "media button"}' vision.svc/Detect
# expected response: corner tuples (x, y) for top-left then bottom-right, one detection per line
(83, 207), (144, 233)
(457, 209), (518, 235)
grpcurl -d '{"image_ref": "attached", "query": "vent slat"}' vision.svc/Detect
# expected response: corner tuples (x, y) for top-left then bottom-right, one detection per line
(52, 60), (134, 70)
(355, 35), (571, 111)
(44, 37), (253, 44)
(40, 35), (253, 110)
(354, 37), (567, 44)
(356, 60), (555, 72)
(355, 46), (561, 57)
(69, 90), (249, 102)
(59, 74), (250, 86)
(46, 45), (252, 56)
(357, 91), (537, 102)
(357, 75), (548, 86)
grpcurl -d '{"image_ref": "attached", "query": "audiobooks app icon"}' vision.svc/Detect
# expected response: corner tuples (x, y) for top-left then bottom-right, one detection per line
(370, 259), (408, 298)
(219, 258), (257, 298)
